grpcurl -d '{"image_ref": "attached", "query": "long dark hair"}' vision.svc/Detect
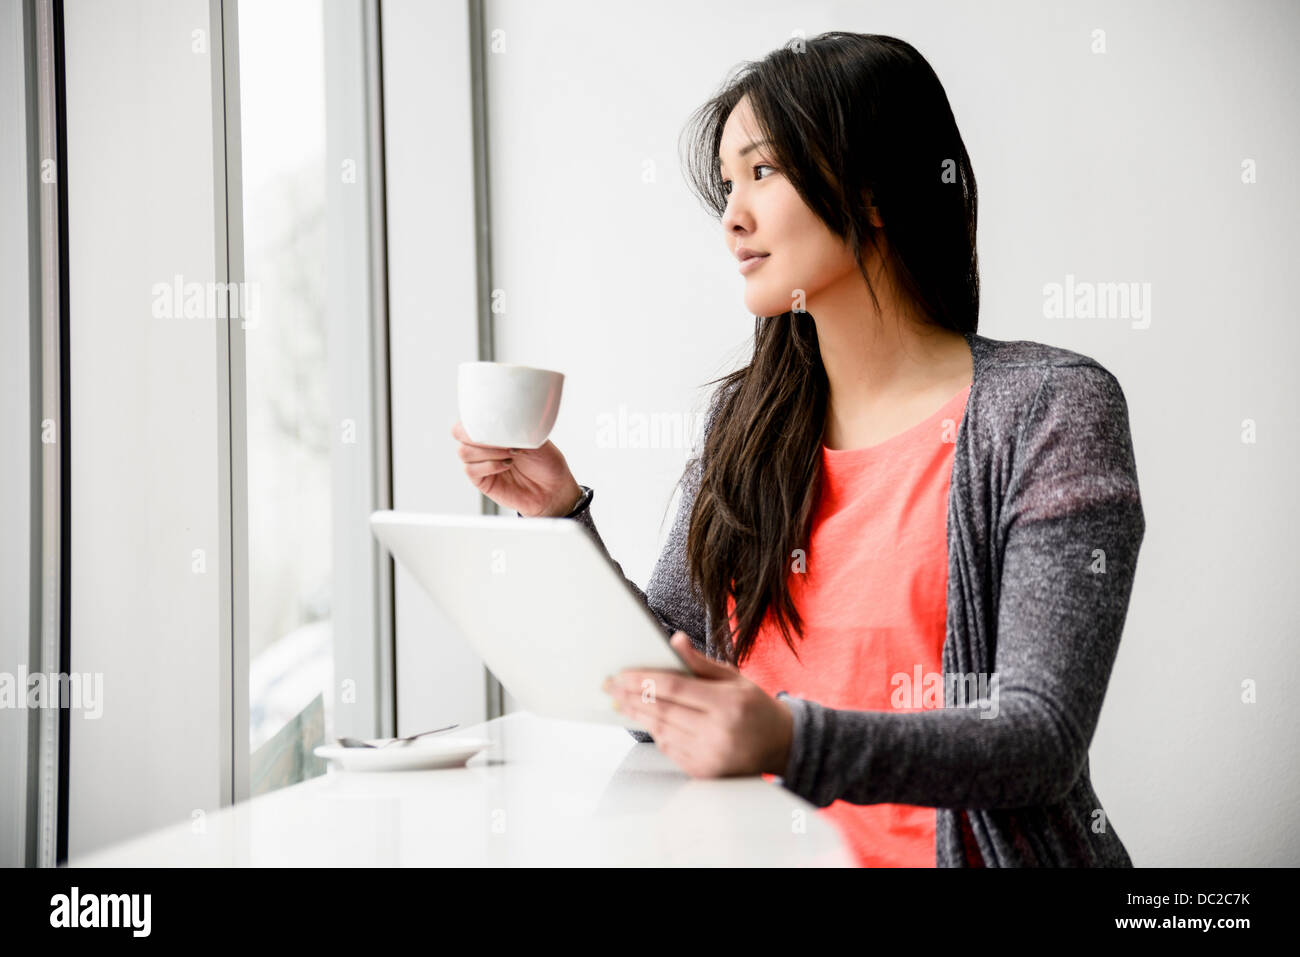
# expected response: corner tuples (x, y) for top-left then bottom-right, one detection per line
(679, 32), (979, 667)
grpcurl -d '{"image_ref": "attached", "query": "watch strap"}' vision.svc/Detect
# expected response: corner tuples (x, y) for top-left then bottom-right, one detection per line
(564, 484), (594, 518)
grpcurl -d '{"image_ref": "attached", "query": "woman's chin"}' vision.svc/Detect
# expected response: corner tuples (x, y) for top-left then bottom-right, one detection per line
(744, 291), (792, 317)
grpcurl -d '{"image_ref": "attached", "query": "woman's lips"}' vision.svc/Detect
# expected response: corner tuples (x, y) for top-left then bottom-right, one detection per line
(738, 253), (770, 275)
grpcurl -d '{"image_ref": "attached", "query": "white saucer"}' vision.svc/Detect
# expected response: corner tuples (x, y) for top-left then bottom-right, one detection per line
(314, 736), (492, 772)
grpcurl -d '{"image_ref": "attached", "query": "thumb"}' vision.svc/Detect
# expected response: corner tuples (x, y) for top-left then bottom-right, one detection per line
(670, 630), (735, 678)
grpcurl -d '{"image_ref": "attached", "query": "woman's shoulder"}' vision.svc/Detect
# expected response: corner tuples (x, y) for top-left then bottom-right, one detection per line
(972, 331), (1113, 374)
(962, 333), (1138, 487)
(965, 334), (1143, 526)
(970, 332), (1130, 414)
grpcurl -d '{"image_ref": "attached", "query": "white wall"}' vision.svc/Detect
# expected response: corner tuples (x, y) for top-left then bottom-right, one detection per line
(468, 0), (1300, 865)
(63, 0), (225, 858)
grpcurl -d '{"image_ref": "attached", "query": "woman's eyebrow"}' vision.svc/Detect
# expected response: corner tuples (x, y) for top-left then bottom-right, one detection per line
(718, 140), (771, 170)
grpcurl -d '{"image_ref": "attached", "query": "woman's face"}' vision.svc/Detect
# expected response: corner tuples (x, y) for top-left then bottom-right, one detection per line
(719, 95), (866, 317)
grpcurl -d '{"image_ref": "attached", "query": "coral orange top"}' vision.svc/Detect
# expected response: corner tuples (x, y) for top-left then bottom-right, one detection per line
(729, 383), (971, 867)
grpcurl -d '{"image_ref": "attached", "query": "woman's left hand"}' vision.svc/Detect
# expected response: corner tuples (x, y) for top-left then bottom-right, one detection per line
(603, 631), (794, 778)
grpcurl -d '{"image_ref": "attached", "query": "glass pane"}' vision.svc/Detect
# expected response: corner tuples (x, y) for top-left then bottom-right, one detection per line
(238, 0), (333, 796)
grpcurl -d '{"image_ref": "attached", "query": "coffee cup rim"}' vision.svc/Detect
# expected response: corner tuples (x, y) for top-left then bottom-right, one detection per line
(459, 361), (561, 375)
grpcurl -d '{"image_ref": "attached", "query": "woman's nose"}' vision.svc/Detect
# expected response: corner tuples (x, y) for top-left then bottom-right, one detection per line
(722, 196), (750, 235)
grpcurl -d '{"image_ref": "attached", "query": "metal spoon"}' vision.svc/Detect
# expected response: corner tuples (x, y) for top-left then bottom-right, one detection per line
(336, 723), (460, 749)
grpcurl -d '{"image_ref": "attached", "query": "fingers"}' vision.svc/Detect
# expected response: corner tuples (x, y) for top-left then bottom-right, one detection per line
(654, 734), (704, 777)
(640, 720), (711, 778)
(466, 458), (512, 480)
(610, 676), (716, 778)
(611, 670), (716, 712)
(452, 425), (516, 468)
(450, 420), (519, 453)
(612, 686), (703, 738)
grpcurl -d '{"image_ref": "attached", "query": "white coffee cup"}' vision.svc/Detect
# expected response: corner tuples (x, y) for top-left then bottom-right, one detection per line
(457, 361), (565, 449)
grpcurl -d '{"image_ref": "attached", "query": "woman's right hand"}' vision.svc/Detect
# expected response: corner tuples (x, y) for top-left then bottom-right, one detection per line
(450, 421), (584, 518)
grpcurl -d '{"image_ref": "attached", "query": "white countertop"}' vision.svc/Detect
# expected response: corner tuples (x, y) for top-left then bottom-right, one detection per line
(70, 711), (854, 866)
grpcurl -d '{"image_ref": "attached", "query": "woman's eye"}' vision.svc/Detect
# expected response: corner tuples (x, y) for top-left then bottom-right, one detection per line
(722, 164), (776, 195)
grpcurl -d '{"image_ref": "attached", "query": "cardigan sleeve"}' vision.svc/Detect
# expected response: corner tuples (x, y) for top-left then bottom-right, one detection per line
(776, 364), (1146, 810)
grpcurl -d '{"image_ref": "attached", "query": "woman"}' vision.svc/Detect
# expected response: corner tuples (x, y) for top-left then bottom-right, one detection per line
(451, 32), (1145, 867)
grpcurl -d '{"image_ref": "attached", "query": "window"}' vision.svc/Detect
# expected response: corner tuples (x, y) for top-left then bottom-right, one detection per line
(237, 0), (390, 796)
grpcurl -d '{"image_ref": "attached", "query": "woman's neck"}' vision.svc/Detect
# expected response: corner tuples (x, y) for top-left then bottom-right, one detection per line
(817, 318), (972, 451)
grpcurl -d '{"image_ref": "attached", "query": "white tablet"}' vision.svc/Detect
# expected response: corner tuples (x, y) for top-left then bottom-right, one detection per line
(369, 510), (691, 730)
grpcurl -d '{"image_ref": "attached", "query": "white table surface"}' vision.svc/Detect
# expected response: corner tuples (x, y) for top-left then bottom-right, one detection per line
(70, 711), (855, 866)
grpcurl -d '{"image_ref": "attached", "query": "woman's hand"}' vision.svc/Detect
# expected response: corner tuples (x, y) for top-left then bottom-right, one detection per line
(604, 632), (794, 779)
(450, 421), (583, 517)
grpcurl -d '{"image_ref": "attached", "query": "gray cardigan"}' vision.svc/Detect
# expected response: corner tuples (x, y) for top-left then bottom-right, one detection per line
(564, 331), (1145, 867)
